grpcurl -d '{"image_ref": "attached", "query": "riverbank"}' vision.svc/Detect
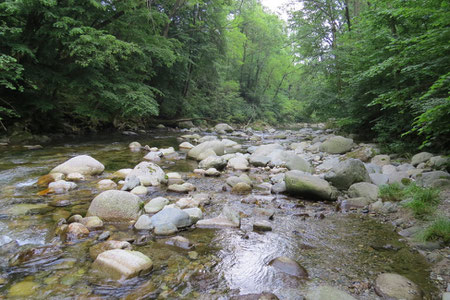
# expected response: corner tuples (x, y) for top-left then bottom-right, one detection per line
(0, 123), (448, 299)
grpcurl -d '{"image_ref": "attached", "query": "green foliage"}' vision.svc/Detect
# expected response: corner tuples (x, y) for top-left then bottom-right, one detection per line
(289, 0), (450, 152)
(418, 217), (450, 245)
(380, 182), (440, 218)
(379, 183), (405, 202)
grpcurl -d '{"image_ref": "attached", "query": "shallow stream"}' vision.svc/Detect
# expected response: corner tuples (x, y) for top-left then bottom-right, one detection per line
(0, 129), (438, 299)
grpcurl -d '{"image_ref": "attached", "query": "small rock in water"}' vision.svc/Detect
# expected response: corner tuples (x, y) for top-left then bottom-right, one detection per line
(48, 180), (77, 194)
(66, 222), (89, 241)
(205, 168), (221, 176)
(232, 182), (252, 194)
(168, 182), (196, 193)
(183, 207), (203, 223)
(67, 214), (83, 223)
(188, 251), (198, 260)
(97, 179), (117, 190)
(66, 172), (85, 182)
(253, 220), (272, 232)
(89, 240), (132, 259)
(98, 231), (111, 241)
(131, 185), (148, 195)
(374, 273), (422, 300)
(92, 249), (152, 280)
(165, 236), (193, 250)
(129, 141), (141, 152)
(269, 256), (308, 279)
(80, 216), (103, 230)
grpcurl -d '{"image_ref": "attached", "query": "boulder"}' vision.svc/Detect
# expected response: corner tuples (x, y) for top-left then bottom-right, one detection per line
(129, 142), (141, 152)
(176, 197), (200, 209)
(179, 142), (194, 150)
(215, 123), (233, 132)
(143, 152), (161, 163)
(371, 155), (390, 166)
(154, 223), (178, 235)
(51, 155), (104, 175)
(382, 164), (397, 175)
(227, 174), (252, 187)
(87, 190), (142, 222)
(66, 223), (89, 241)
(427, 156), (449, 169)
(49, 180), (77, 194)
(89, 240), (132, 259)
(97, 179), (117, 190)
(80, 216), (103, 230)
(122, 162), (165, 190)
(374, 273), (422, 300)
(411, 152), (433, 166)
(370, 173), (389, 186)
(198, 155), (227, 170)
(227, 156), (249, 170)
(319, 136), (353, 154)
(167, 182), (196, 193)
(112, 169), (132, 180)
(188, 141), (225, 160)
(232, 182), (252, 194)
(205, 168), (220, 176)
(160, 147), (175, 156)
(305, 286), (357, 300)
(196, 206), (240, 228)
(66, 172), (85, 182)
(267, 150), (312, 172)
(416, 171), (450, 188)
(325, 159), (370, 190)
(150, 207), (192, 228)
(340, 197), (371, 210)
(285, 171), (337, 201)
(134, 215), (154, 230)
(269, 256), (308, 279)
(253, 220), (272, 231)
(347, 182), (379, 202)
(249, 155), (271, 167)
(130, 186), (148, 195)
(92, 249), (153, 280)
(345, 146), (377, 162)
(183, 208), (203, 223)
(144, 197), (169, 214)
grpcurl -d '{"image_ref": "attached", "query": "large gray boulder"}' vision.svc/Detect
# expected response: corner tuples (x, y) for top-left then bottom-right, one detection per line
(215, 123), (233, 132)
(325, 159), (370, 190)
(319, 136), (354, 154)
(416, 171), (450, 188)
(250, 144), (283, 158)
(348, 182), (379, 202)
(51, 155), (104, 175)
(150, 207), (192, 229)
(122, 162), (165, 190)
(374, 273), (422, 300)
(285, 171), (337, 201)
(87, 190), (141, 222)
(144, 197), (169, 214)
(92, 249), (152, 280)
(188, 141), (225, 160)
(227, 156), (249, 170)
(305, 286), (357, 300)
(268, 150), (312, 172)
(199, 155), (227, 170)
(411, 152), (433, 166)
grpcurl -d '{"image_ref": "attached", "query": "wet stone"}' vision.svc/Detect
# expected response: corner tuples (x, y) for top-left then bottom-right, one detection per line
(8, 281), (40, 297)
(231, 293), (279, 300)
(305, 286), (357, 300)
(89, 240), (132, 260)
(165, 236), (193, 250)
(269, 256), (308, 279)
(374, 273), (422, 300)
(253, 220), (272, 231)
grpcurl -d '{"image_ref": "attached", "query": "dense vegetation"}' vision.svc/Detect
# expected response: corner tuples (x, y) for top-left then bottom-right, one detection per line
(1, 0), (449, 151)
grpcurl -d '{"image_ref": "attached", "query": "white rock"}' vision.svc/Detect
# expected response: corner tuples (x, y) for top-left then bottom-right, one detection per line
(97, 179), (117, 190)
(51, 155), (104, 175)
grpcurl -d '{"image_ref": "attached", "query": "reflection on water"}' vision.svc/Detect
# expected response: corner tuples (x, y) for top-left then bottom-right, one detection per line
(0, 130), (438, 299)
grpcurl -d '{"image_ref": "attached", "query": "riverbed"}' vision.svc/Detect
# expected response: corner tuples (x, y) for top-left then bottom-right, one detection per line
(0, 128), (438, 299)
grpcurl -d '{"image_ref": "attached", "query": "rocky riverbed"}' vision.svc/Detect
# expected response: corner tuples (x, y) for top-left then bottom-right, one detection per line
(0, 124), (448, 299)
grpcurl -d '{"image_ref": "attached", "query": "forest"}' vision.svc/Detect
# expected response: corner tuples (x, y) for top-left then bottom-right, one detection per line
(1, 0), (449, 152)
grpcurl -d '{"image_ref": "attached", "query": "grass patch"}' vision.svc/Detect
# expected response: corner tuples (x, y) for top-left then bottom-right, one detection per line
(403, 185), (440, 219)
(379, 183), (404, 202)
(418, 218), (450, 245)
(379, 183), (440, 219)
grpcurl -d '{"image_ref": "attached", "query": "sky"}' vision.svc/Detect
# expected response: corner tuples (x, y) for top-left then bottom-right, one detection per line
(260, 0), (293, 21)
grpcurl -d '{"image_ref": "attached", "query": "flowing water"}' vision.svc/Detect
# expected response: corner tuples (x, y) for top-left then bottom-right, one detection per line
(0, 129), (438, 299)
